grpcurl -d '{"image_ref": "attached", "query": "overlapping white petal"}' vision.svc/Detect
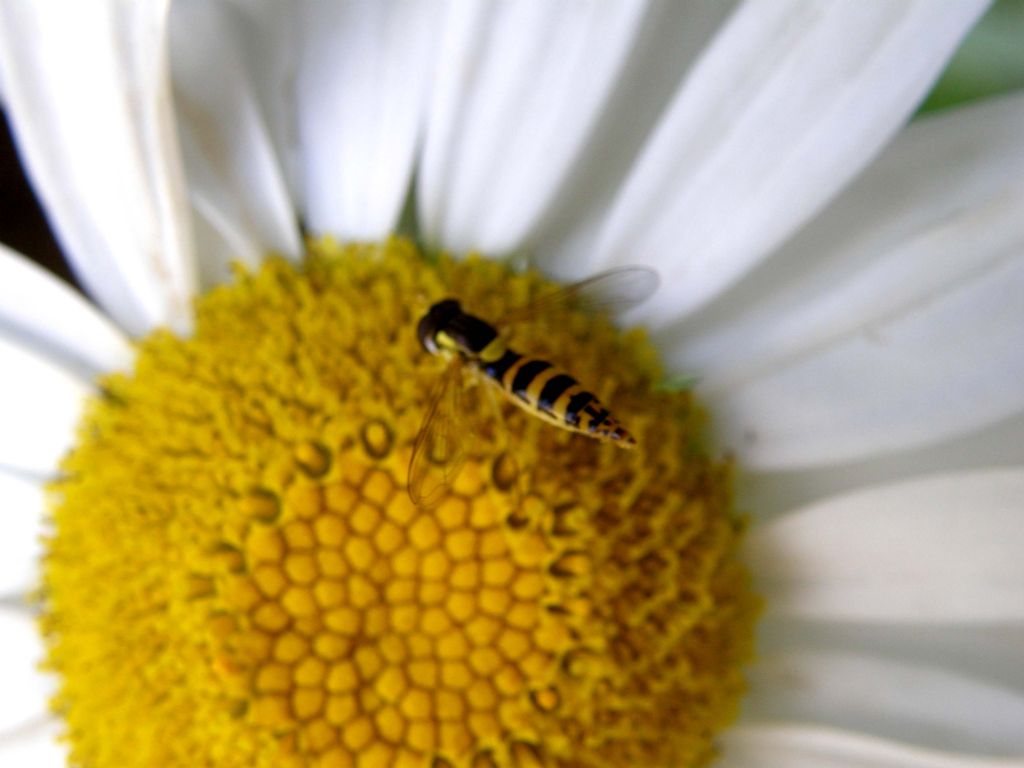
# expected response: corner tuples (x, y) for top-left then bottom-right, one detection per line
(0, 472), (45, 598)
(747, 469), (1024, 622)
(418, 0), (648, 255)
(577, 0), (988, 326)
(711, 248), (1024, 468)
(0, 611), (54, 738)
(185, 201), (248, 288)
(0, 0), (195, 336)
(757, 619), (1024, 698)
(0, 721), (65, 768)
(170, 0), (301, 280)
(740, 411), (1024, 520)
(721, 723), (1023, 768)
(0, 244), (132, 379)
(534, 0), (739, 280)
(746, 650), (1024, 755)
(219, 0), (304, 207)
(298, 0), (439, 240)
(664, 93), (1024, 391)
(0, 337), (91, 478)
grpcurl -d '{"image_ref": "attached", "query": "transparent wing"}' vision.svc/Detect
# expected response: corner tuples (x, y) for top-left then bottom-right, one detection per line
(498, 266), (659, 326)
(479, 383), (523, 518)
(408, 360), (471, 508)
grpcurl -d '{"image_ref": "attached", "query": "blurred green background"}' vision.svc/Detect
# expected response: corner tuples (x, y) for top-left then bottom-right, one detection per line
(2, 0), (1023, 289)
(919, 0), (1024, 113)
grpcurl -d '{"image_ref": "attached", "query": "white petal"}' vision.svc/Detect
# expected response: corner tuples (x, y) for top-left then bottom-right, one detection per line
(746, 650), (1024, 756)
(418, 0), (647, 255)
(586, 0), (987, 325)
(531, 0), (739, 280)
(219, 0), (304, 209)
(0, 337), (89, 477)
(0, 244), (133, 379)
(299, 0), (440, 240)
(0, 611), (54, 737)
(187, 201), (243, 289)
(758, 619), (1024, 700)
(0, 472), (44, 598)
(721, 723), (1024, 768)
(0, 1), (196, 336)
(710, 248), (1024, 468)
(740, 411), (1024, 520)
(746, 469), (1024, 623)
(665, 93), (1024, 391)
(0, 720), (65, 768)
(169, 0), (301, 277)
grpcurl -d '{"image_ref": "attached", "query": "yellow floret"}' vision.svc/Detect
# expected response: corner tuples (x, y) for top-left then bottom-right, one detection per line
(41, 238), (756, 768)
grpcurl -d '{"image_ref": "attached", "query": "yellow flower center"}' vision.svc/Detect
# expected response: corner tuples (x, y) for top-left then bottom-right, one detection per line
(41, 239), (757, 768)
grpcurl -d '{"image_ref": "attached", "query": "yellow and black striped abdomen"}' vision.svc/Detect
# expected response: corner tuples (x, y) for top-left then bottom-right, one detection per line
(480, 348), (636, 447)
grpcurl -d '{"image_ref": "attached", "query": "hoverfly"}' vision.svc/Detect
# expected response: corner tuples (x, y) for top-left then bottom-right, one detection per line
(408, 267), (659, 507)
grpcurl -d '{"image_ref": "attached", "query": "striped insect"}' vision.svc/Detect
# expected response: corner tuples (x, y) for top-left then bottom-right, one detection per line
(409, 267), (659, 506)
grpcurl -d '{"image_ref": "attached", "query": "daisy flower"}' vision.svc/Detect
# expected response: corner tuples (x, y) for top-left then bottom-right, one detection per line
(2, 1), (1023, 767)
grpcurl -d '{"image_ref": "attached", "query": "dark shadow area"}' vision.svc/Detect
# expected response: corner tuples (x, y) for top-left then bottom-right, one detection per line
(0, 108), (75, 287)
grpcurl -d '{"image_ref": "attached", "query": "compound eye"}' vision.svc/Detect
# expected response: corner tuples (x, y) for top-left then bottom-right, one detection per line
(416, 315), (435, 353)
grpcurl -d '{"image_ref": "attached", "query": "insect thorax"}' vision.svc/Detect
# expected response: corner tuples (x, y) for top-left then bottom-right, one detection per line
(421, 300), (501, 361)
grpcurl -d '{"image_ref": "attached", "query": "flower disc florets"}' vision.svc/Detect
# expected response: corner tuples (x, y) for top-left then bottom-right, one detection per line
(41, 239), (756, 767)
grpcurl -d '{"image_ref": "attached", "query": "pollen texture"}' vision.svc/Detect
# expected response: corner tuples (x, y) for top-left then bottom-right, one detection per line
(42, 239), (757, 768)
